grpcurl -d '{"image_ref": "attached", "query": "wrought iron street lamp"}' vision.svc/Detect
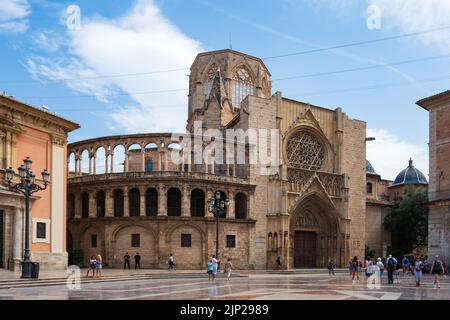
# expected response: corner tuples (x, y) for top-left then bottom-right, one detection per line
(5, 157), (50, 278)
(207, 191), (229, 266)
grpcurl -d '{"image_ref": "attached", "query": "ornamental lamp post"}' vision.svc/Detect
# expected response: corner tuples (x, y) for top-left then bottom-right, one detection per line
(207, 191), (229, 268)
(5, 157), (50, 278)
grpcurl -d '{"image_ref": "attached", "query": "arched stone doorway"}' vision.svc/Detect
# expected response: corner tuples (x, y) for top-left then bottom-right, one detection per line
(290, 193), (340, 268)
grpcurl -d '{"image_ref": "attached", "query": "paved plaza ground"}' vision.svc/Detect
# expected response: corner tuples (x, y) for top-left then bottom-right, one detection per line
(0, 269), (449, 300)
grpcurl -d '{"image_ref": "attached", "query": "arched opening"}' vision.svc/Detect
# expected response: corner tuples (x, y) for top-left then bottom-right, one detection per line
(167, 188), (181, 216)
(268, 232), (273, 251)
(235, 192), (247, 219)
(114, 189), (124, 217)
(68, 153), (76, 174)
(214, 190), (227, 218)
(81, 192), (89, 218)
(129, 188), (140, 216)
(80, 150), (90, 174)
(67, 193), (75, 219)
(96, 190), (105, 217)
(366, 182), (373, 194)
(113, 145), (126, 173)
(190, 189), (205, 217)
(145, 188), (158, 216)
(96, 147), (106, 174)
(290, 194), (340, 268)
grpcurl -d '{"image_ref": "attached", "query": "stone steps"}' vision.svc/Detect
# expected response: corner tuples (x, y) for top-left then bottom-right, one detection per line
(0, 272), (244, 289)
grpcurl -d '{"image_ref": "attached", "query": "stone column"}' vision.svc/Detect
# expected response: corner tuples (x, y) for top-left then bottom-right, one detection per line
(93, 155), (97, 175)
(105, 153), (109, 174)
(77, 156), (82, 176)
(105, 190), (114, 217)
(140, 187), (146, 216)
(141, 149), (146, 172)
(181, 186), (190, 217)
(124, 152), (129, 172)
(110, 152), (114, 173)
(248, 192), (255, 219)
(89, 156), (93, 175)
(12, 207), (23, 261)
(89, 191), (97, 218)
(227, 191), (235, 219)
(124, 188), (130, 216)
(158, 185), (167, 216)
(74, 193), (81, 219)
(206, 188), (214, 217)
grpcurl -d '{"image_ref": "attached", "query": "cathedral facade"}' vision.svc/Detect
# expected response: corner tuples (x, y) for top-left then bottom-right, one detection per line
(66, 49), (368, 269)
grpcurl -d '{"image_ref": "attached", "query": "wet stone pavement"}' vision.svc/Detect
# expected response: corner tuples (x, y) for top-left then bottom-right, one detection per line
(0, 273), (448, 300)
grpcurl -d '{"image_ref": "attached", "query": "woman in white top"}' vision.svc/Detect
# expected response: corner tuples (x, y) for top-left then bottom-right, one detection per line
(376, 258), (384, 282)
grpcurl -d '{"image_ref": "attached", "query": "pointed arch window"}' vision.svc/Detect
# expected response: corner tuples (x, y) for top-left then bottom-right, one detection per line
(204, 64), (219, 97)
(232, 67), (254, 108)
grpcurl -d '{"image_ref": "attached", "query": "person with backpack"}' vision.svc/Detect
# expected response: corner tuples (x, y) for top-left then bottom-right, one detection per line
(402, 256), (410, 274)
(328, 259), (335, 276)
(365, 257), (373, 277)
(431, 255), (446, 289)
(386, 254), (397, 284)
(168, 253), (176, 271)
(351, 256), (360, 283)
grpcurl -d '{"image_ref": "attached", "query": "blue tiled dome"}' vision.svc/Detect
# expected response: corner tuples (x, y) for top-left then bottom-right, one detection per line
(366, 160), (376, 174)
(392, 158), (428, 186)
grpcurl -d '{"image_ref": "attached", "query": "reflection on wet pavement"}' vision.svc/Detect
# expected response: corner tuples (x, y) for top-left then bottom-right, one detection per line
(0, 273), (448, 300)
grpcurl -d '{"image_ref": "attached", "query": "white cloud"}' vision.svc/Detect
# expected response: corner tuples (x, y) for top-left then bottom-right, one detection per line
(366, 128), (428, 181)
(26, 0), (202, 133)
(369, 0), (450, 53)
(0, 0), (30, 34)
(32, 29), (65, 52)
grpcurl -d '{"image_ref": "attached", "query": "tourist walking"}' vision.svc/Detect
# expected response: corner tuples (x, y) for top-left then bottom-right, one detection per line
(134, 252), (141, 270)
(211, 255), (219, 280)
(327, 259), (335, 276)
(95, 254), (103, 278)
(386, 254), (397, 284)
(87, 255), (96, 278)
(123, 252), (130, 269)
(168, 253), (176, 271)
(351, 256), (360, 283)
(413, 257), (423, 287)
(207, 260), (214, 281)
(224, 258), (233, 280)
(365, 257), (373, 277)
(376, 258), (384, 283)
(402, 256), (410, 274)
(431, 255), (446, 289)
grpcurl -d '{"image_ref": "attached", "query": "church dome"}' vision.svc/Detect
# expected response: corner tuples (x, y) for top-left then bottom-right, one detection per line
(365, 160), (376, 174)
(392, 158), (428, 186)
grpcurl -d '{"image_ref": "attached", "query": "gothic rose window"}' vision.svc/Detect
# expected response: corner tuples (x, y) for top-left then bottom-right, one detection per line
(286, 131), (325, 171)
(232, 67), (254, 108)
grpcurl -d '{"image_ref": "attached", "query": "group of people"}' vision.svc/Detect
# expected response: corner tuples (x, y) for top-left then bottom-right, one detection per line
(86, 254), (103, 278)
(207, 256), (233, 281)
(123, 252), (141, 270)
(345, 254), (447, 288)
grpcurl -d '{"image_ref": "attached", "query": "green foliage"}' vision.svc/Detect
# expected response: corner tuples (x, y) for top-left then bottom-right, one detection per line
(384, 186), (428, 257)
(365, 245), (375, 259)
(72, 248), (85, 267)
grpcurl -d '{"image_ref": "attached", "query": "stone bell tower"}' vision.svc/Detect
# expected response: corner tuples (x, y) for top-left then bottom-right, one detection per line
(186, 49), (271, 133)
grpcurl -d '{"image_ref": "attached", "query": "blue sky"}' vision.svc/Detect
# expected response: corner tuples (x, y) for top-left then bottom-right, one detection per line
(1, 0), (450, 179)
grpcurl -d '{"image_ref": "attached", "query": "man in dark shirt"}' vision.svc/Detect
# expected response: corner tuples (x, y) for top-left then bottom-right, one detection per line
(124, 252), (130, 269)
(134, 252), (141, 270)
